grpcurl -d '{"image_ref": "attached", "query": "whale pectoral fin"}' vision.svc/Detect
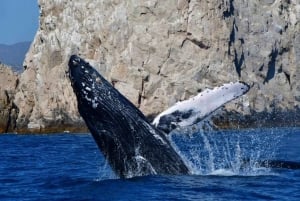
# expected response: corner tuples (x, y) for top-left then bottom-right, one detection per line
(152, 81), (250, 134)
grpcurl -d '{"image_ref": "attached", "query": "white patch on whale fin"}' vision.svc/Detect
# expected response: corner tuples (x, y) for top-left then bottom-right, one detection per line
(152, 81), (250, 134)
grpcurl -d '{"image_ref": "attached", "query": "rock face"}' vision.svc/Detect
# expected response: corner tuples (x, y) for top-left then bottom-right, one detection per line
(0, 64), (19, 133)
(10, 0), (300, 132)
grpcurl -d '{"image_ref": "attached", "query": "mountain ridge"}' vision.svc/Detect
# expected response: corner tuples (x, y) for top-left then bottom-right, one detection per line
(0, 41), (31, 73)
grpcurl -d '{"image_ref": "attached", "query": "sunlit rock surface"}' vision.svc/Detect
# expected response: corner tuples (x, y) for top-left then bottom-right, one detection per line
(9, 0), (300, 132)
(0, 64), (19, 133)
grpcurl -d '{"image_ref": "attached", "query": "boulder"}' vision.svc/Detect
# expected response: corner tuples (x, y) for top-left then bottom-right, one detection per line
(0, 64), (19, 133)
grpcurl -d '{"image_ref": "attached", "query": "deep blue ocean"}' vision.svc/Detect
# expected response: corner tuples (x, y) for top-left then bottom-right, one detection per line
(0, 127), (299, 201)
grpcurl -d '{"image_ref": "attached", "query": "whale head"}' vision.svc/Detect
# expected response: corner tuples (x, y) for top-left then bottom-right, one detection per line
(68, 55), (110, 109)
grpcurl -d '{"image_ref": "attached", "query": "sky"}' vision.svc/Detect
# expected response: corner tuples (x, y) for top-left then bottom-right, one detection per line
(0, 0), (39, 45)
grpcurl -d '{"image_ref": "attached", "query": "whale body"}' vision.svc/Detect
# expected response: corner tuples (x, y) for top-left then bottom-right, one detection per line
(68, 55), (190, 178)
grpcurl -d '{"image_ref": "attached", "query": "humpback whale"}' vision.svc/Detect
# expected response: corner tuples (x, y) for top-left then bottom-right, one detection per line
(68, 55), (300, 178)
(68, 55), (251, 178)
(68, 55), (190, 178)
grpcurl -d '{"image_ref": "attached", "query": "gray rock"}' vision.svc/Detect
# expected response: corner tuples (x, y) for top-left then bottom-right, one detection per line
(0, 64), (19, 133)
(10, 0), (300, 132)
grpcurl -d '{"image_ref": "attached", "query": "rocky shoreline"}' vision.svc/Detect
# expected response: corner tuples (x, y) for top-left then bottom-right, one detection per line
(1, 62), (298, 134)
(3, 111), (300, 134)
(212, 109), (300, 130)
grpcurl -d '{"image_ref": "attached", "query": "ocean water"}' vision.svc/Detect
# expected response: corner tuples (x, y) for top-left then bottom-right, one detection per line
(0, 127), (299, 201)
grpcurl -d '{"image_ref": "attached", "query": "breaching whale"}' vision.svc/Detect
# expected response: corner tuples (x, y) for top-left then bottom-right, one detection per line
(68, 55), (300, 178)
(68, 55), (252, 178)
(68, 55), (190, 178)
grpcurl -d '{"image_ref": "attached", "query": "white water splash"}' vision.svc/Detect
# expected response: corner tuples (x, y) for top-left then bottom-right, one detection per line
(169, 125), (286, 177)
(95, 158), (117, 181)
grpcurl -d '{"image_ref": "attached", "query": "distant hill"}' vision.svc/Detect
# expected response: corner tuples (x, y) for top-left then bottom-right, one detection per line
(0, 41), (31, 73)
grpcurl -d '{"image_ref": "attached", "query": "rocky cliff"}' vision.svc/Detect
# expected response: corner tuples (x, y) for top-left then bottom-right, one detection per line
(0, 64), (19, 133)
(3, 0), (300, 133)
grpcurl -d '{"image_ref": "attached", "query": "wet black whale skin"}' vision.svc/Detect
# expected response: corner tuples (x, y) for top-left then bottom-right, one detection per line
(68, 55), (190, 178)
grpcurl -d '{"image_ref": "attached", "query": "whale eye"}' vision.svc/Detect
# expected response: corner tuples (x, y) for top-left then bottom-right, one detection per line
(72, 60), (78, 66)
(72, 58), (81, 66)
(69, 55), (81, 67)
